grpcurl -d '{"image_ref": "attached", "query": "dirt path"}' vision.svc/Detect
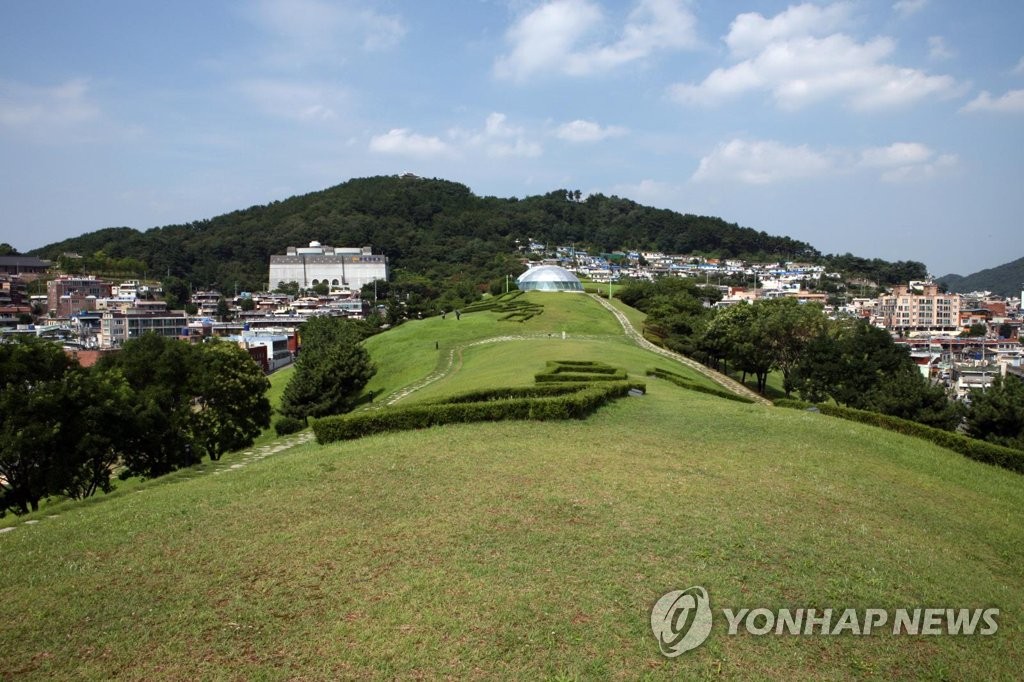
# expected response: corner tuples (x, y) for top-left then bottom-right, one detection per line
(590, 294), (771, 406)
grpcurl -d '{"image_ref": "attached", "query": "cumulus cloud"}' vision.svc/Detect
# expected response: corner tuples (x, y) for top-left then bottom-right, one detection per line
(692, 138), (956, 185)
(369, 128), (452, 158)
(0, 78), (100, 130)
(555, 119), (627, 142)
(494, 0), (698, 81)
(859, 142), (957, 182)
(692, 139), (833, 184)
(893, 0), (928, 19)
(670, 3), (960, 111)
(961, 89), (1024, 113)
(726, 2), (852, 58)
(249, 0), (406, 66)
(450, 113), (543, 158)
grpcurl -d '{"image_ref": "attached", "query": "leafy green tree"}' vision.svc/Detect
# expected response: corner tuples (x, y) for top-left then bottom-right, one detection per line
(793, 319), (916, 409)
(56, 367), (136, 500)
(274, 281), (300, 297)
(238, 297), (256, 312)
(758, 298), (828, 397)
(0, 339), (75, 514)
(965, 375), (1024, 450)
(862, 368), (962, 431)
(0, 243), (18, 256)
(190, 341), (271, 460)
(99, 334), (272, 474)
(961, 323), (987, 338)
(215, 296), (230, 321)
(162, 276), (191, 310)
(99, 334), (200, 478)
(281, 318), (376, 422)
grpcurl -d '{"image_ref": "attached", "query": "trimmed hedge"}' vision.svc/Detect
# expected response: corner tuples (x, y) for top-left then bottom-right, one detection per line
(314, 381), (644, 444)
(463, 291), (544, 321)
(535, 360), (627, 382)
(774, 400), (1024, 475)
(274, 416), (306, 436)
(648, 368), (756, 404)
(423, 383), (592, 405)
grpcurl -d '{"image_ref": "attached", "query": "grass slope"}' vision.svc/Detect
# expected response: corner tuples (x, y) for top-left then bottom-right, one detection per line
(2, 294), (1021, 679)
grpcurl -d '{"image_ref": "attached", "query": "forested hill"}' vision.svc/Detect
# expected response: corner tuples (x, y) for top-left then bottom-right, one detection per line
(938, 256), (1024, 297)
(29, 176), (818, 293)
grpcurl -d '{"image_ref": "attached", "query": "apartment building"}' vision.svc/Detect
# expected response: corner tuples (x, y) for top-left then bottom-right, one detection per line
(875, 283), (961, 335)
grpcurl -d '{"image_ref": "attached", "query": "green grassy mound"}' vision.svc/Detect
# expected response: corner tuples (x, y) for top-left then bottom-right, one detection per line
(3, 293), (1022, 679)
(1, 384), (1021, 679)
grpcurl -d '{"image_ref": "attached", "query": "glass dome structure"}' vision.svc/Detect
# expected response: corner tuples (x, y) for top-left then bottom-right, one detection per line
(516, 265), (585, 292)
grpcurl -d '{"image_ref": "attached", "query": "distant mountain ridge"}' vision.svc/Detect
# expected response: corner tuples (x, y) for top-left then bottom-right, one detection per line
(26, 176), (818, 293)
(938, 256), (1024, 297)
(27, 175), (924, 296)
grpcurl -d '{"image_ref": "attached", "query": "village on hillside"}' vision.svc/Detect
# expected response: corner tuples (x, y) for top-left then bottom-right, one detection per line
(1, 242), (1022, 397)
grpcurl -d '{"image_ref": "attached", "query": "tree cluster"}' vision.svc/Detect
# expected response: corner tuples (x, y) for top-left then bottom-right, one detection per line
(618, 279), (963, 431)
(0, 335), (271, 515)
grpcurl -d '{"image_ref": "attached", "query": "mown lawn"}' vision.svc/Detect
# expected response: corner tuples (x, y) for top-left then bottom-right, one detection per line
(2, 380), (1021, 680)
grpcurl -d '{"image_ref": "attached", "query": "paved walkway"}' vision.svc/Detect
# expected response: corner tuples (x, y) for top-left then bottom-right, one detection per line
(590, 294), (772, 406)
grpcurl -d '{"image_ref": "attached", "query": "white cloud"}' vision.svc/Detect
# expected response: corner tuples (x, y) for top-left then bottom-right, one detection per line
(0, 78), (100, 131)
(450, 113), (543, 158)
(670, 4), (961, 111)
(368, 129), (452, 158)
(927, 36), (954, 61)
(859, 142), (934, 167)
(494, 0), (698, 82)
(961, 89), (1024, 113)
(692, 139), (833, 184)
(249, 0), (406, 66)
(692, 138), (956, 185)
(879, 153), (957, 183)
(726, 2), (852, 58)
(555, 119), (627, 142)
(893, 0), (928, 19)
(237, 79), (349, 121)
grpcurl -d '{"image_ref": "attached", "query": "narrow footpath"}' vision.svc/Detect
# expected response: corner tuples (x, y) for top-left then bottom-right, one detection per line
(591, 294), (772, 406)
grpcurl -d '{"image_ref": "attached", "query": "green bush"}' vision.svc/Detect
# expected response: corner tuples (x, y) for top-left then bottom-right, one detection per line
(314, 381), (644, 444)
(773, 400), (1024, 475)
(274, 416), (306, 436)
(648, 368), (755, 404)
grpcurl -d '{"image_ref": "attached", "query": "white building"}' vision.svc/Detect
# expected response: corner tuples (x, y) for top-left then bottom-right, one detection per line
(268, 242), (388, 292)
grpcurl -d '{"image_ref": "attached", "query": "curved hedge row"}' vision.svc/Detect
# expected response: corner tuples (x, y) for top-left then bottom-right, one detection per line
(774, 399), (1024, 475)
(647, 368), (756, 404)
(313, 380), (646, 444)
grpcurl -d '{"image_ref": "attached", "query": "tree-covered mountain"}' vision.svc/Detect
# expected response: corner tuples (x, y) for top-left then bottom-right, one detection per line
(938, 256), (1024, 297)
(29, 174), (931, 303)
(29, 175), (820, 293)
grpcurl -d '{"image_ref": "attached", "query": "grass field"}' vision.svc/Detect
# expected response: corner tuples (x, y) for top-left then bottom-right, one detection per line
(2, 293), (1022, 679)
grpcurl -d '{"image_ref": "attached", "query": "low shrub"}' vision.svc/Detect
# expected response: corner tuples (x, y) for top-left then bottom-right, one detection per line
(274, 416), (305, 436)
(774, 400), (1024, 475)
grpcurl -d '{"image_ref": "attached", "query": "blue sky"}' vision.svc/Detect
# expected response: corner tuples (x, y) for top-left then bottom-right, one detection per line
(1, 0), (1021, 276)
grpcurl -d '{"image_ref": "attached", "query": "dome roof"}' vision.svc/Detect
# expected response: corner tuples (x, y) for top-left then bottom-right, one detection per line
(516, 265), (584, 292)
